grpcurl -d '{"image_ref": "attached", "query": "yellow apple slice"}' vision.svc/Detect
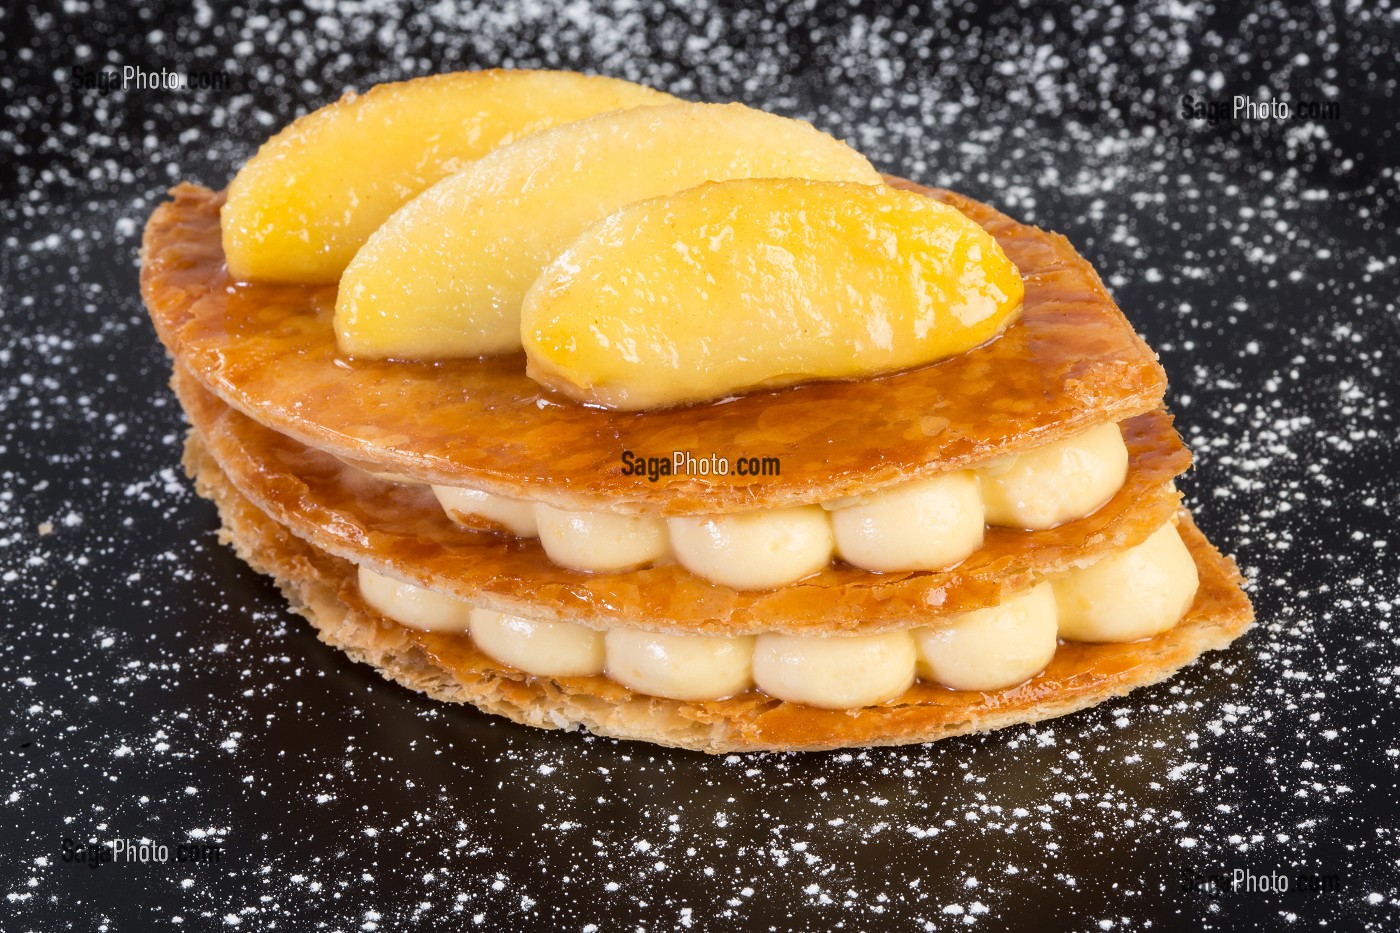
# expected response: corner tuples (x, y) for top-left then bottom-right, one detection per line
(522, 178), (1024, 410)
(221, 69), (676, 283)
(333, 102), (882, 358)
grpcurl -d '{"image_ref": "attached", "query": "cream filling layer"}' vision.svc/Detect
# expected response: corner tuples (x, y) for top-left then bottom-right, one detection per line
(355, 520), (1198, 710)
(377, 421), (1128, 590)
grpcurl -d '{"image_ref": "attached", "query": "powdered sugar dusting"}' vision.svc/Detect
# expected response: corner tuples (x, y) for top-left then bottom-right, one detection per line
(2, 0), (1397, 929)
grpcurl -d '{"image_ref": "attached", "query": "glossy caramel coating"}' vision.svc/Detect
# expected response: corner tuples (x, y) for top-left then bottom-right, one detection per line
(175, 370), (1191, 634)
(143, 181), (1167, 515)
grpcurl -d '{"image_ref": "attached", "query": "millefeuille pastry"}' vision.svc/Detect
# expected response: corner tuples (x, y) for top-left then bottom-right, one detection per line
(142, 69), (1252, 753)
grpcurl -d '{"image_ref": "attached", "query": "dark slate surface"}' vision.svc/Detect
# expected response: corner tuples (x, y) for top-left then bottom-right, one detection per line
(1, 1), (1397, 929)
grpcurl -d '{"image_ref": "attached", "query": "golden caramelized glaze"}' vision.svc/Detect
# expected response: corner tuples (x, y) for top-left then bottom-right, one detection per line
(175, 370), (1192, 634)
(522, 178), (1024, 409)
(186, 432), (1253, 752)
(143, 180), (1167, 515)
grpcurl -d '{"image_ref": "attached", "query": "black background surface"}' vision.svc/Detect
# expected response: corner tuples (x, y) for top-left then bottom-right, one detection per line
(2, 1), (1398, 930)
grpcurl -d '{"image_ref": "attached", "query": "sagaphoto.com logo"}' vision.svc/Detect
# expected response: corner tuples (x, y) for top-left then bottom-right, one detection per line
(68, 64), (233, 95)
(1180, 91), (1341, 124)
(1181, 866), (1343, 897)
(60, 835), (225, 869)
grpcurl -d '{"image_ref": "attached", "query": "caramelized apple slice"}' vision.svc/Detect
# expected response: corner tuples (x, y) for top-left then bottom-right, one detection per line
(333, 102), (881, 358)
(522, 179), (1024, 410)
(221, 69), (675, 283)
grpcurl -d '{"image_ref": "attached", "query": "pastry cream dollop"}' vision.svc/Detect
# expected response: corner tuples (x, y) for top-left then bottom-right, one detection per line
(355, 520), (1200, 708)
(371, 422), (1128, 589)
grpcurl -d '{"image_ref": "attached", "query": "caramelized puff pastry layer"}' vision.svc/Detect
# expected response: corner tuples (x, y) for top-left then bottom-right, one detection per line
(174, 368), (1192, 635)
(141, 180), (1167, 515)
(184, 434), (1253, 754)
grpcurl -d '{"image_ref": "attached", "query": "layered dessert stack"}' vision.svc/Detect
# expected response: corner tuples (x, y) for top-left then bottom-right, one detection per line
(142, 70), (1251, 752)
